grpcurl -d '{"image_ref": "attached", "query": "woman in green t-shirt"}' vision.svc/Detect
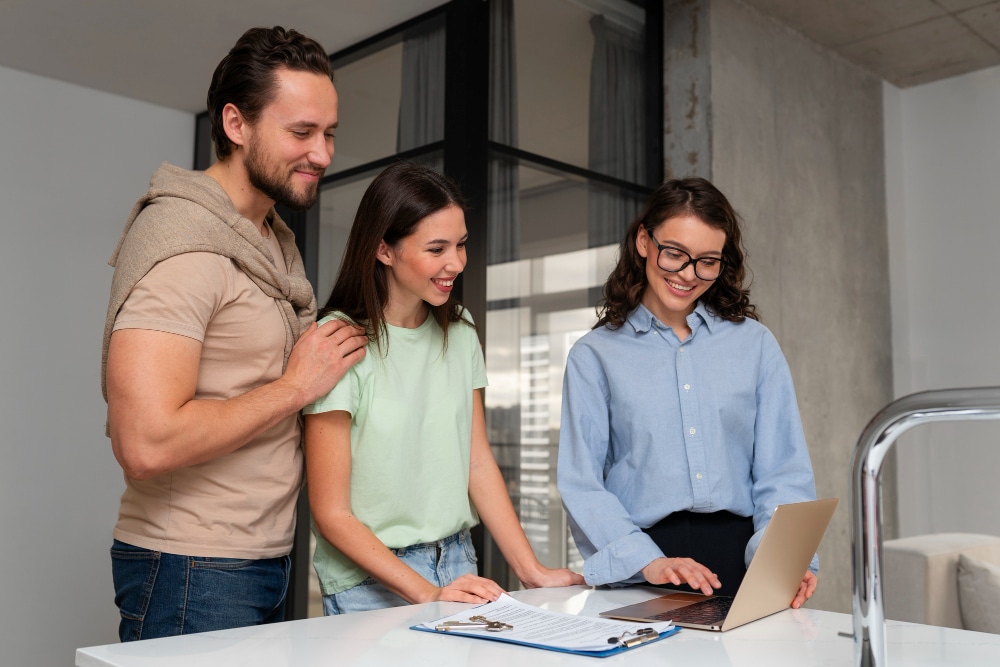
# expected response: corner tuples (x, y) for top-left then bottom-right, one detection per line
(304, 162), (583, 614)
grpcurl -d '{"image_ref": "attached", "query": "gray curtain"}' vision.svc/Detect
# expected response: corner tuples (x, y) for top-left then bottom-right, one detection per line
(397, 22), (445, 162)
(488, 0), (520, 265)
(587, 13), (647, 247)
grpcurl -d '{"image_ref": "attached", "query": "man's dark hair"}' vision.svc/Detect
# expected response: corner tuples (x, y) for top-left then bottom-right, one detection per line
(207, 26), (333, 160)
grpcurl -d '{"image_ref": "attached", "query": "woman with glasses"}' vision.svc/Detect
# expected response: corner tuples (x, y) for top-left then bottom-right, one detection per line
(557, 177), (819, 608)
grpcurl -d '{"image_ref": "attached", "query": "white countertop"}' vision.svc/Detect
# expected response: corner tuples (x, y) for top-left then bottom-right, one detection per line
(76, 585), (1000, 666)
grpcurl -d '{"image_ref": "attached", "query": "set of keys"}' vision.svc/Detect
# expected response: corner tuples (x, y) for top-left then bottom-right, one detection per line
(435, 615), (513, 632)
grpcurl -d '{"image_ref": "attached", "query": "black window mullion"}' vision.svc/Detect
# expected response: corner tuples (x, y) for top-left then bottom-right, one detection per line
(644, 0), (664, 187)
(443, 0), (490, 330)
(442, 0), (504, 587)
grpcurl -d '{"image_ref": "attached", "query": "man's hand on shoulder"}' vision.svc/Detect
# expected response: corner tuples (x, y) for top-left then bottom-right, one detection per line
(283, 319), (367, 406)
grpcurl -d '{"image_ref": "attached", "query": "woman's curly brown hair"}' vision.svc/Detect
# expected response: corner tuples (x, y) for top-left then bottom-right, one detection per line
(596, 177), (758, 330)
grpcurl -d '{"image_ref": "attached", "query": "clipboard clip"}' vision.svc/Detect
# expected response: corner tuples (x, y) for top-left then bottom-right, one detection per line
(608, 627), (657, 647)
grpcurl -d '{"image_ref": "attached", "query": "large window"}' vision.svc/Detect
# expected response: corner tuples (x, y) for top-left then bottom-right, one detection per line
(480, 0), (660, 583)
(315, 0), (660, 608)
(483, 163), (647, 577)
(194, 0), (660, 618)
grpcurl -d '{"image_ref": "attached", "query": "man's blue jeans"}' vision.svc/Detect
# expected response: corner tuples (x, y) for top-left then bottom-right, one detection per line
(110, 539), (290, 641)
(322, 528), (478, 615)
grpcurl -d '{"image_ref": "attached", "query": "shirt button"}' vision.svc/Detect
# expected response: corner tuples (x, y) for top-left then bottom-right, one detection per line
(689, 427), (696, 435)
(679, 347), (684, 353)
(696, 473), (703, 480)
(684, 384), (691, 391)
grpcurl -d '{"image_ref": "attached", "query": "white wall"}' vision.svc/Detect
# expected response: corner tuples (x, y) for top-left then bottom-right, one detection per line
(0, 65), (193, 666)
(885, 66), (1000, 538)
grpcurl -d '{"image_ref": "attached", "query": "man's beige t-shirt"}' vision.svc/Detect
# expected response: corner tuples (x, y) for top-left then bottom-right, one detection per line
(111, 232), (301, 559)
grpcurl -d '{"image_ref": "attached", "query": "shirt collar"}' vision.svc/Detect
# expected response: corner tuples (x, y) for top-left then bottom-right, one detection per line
(626, 301), (717, 336)
(692, 301), (716, 334)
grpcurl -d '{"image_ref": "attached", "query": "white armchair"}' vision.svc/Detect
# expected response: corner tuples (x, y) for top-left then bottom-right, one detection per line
(883, 532), (1000, 631)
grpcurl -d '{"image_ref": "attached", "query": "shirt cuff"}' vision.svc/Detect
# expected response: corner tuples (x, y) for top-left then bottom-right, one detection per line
(582, 531), (664, 586)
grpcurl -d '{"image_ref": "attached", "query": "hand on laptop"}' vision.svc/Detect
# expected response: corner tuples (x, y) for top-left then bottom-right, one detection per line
(641, 557), (722, 596)
(790, 570), (818, 608)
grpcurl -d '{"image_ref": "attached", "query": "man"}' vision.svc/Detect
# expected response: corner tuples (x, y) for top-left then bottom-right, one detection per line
(100, 26), (366, 641)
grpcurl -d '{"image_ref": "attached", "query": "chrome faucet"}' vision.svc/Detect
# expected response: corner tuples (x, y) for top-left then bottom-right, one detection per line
(850, 386), (1000, 667)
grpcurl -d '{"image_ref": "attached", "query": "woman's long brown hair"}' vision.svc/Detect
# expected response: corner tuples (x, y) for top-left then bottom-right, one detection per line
(319, 162), (471, 353)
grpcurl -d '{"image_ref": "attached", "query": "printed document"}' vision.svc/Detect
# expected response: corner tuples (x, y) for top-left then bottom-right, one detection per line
(417, 593), (674, 652)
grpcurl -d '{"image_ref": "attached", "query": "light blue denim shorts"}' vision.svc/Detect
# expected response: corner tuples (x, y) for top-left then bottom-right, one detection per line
(322, 528), (478, 615)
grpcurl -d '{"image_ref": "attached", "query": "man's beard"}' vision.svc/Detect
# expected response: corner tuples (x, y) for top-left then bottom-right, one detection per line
(245, 139), (320, 211)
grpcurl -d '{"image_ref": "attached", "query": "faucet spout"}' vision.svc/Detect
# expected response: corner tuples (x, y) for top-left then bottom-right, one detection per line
(851, 386), (1000, 667)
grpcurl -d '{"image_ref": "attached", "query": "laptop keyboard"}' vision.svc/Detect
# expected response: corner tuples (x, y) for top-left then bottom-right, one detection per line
(651, 596), (734, 625)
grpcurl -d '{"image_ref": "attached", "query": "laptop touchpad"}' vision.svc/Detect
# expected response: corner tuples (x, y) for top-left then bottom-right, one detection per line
(650, 592), (708, 611)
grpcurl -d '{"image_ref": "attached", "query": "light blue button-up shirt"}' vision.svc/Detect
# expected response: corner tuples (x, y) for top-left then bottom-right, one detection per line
(557, 302), (818, 586)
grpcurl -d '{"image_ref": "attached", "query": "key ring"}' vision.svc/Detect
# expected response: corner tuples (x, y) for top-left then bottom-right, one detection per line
(470, 615), (514, 631)
(435, 615), (513, 632)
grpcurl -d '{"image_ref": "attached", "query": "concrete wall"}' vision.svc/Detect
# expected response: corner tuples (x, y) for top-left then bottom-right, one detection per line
(884, 66), (1000, 539)
(0, 64), (193, 666)
(665, 0), (894, 613)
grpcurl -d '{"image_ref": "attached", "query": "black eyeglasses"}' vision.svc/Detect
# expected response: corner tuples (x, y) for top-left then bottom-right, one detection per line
(649, 237), (725, 281)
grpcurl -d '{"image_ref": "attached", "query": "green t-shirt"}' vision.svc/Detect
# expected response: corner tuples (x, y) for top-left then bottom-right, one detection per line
(304, 309), (488, 595)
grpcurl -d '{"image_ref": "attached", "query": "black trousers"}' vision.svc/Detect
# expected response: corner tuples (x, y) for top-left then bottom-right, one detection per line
(642, 510), (754, 597)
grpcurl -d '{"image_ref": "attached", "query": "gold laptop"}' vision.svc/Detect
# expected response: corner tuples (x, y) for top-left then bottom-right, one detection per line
(599, 498), (838, 632)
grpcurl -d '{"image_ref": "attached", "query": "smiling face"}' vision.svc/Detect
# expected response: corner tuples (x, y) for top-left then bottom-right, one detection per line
(636, 213), (726, 331)
(242, 68), (338, 210)
(378, 204), (468, 327)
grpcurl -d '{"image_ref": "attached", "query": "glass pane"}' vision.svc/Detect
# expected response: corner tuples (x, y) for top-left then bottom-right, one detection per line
(315, 173), (377, 301)
(329, 44), (402, 175)
(329, 18), (445, 175)
(497, 0), (648, 184)
(483, 159), (645, 577)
